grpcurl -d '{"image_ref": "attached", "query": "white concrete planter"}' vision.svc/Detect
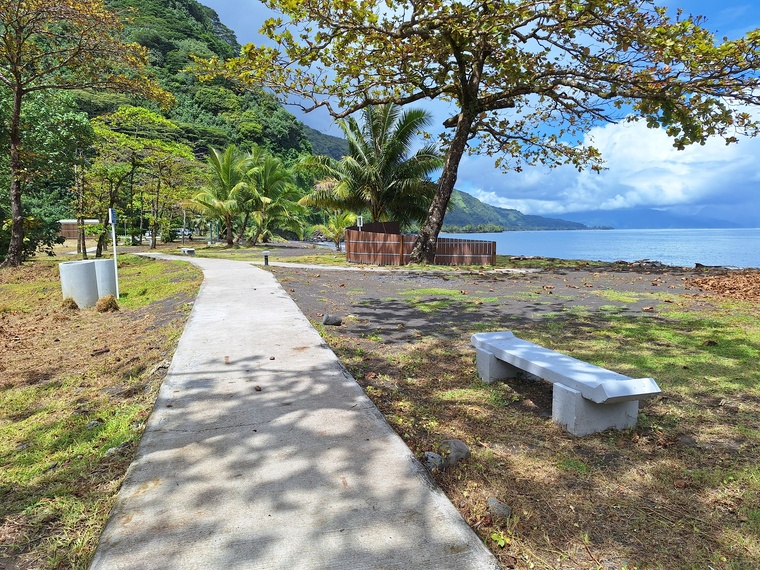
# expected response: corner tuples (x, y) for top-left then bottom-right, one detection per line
(59, 260), (99, 308)
(93, 259), (117, 298)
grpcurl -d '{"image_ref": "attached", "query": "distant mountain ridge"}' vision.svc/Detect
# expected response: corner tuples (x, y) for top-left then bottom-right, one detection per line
(443, 190), (588, 232)
(560, 208), (743, 229)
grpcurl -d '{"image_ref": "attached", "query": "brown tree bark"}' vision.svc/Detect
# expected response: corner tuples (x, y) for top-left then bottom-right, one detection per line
(96, 231), (107, 258)
(225, 214), (235, 246)
(1, 86), (25, 268)
(77, 217), (88, 259)
(409, 110), (475, 264)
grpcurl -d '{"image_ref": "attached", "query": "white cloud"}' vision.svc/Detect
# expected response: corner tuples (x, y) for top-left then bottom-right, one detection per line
(201, 0), (760, 224)
(457, 118), (760, 222)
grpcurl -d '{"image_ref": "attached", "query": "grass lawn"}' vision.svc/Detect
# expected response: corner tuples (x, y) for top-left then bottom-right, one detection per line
(0, 254), (202, 569)
(303, 269), (760, 569)
(2, 243), (758, 569)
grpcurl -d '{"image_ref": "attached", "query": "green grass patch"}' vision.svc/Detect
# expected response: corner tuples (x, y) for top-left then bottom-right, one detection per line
(598, 304), (627, 313)
(117, 256), (200, 309)
(401, 287), (468, 297)
(557, 456), (591, 475)
(0, 256), (202, 569)
(278, 253), (351, 266)
(407, 299), (454, 313)
(591, 288), (641, 303)
(400, 289), (499, 313)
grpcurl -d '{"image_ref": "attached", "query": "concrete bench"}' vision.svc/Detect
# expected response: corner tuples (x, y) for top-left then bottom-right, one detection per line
(180, 247), (195, 256)
(471, 331), (661, 436)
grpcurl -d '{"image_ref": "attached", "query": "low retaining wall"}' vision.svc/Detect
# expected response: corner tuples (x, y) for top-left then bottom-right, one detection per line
(344, 229), (496, 266)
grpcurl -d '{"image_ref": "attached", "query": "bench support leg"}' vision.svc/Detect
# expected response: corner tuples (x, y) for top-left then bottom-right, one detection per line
(475, 348), (522, 383)
(553, 383), (639, 436)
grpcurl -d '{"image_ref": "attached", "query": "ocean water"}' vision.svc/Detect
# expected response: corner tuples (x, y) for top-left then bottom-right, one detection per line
(441, 228), (760, 269)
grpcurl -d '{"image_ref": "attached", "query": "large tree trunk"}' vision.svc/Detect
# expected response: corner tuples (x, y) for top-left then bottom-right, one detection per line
(409, 111), (475, 264)
(77, 216), (88, 259)
(150, 180), (161, 249)
(96, 231), (107, 258)
(75, 164), (88, 258)
(1, 87), (25, 268)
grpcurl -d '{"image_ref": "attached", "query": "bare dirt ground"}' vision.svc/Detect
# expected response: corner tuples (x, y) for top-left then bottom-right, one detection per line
(271, 260), (760, 343)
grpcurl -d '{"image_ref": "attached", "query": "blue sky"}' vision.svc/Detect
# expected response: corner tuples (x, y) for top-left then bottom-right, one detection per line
(201, 1), (760, 226)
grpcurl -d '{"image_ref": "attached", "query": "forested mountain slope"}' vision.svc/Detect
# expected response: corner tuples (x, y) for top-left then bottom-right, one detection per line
(77, 0), (317, 160)
(443, 189), (588, 232)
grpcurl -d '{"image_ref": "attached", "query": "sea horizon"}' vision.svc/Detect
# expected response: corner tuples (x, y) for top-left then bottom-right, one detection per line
(441, 227), (760, 269)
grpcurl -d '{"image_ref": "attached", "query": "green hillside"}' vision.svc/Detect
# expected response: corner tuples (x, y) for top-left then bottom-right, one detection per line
(302, 125), (349, 160)
(107, 0), (238, 63)
(72, 0), (318, 160)
(443, 189), (587, 232)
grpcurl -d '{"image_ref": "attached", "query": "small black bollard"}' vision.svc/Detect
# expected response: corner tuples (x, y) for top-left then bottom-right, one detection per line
(263, 250), (270, 266)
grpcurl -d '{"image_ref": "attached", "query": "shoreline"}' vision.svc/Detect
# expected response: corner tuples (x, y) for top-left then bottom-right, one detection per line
(442, 227), (760, 269)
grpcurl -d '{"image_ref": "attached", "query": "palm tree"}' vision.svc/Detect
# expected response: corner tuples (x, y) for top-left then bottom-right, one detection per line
(247, 155), (306, 245)
(233, 146), (266, 243)
(313, 211), (357, 251)
(299, 103), (443, 228)
(192, 145), (251, 246)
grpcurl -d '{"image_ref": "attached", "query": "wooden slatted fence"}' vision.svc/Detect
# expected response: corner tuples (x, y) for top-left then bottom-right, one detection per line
(344, 229), (496, 266)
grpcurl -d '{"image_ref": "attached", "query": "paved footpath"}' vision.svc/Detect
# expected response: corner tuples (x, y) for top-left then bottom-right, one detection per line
(90, 256), (499, 570)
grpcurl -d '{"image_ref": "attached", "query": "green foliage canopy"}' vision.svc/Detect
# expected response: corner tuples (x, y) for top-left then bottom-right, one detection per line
(247, 154), (306, 245)
(0, 0), (171, 267)
(192, 145), (251, 245)
(0, 88), (94, 262)
(193, 144), (307, 246)
(85, 107), (199, 252)
(203, 0), (760, 262)
(313, 210), (356, 250)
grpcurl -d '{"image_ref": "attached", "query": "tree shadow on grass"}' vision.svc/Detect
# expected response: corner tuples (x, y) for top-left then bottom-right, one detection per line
(327, 329), (760, 569)
(295, 274), (760, 568)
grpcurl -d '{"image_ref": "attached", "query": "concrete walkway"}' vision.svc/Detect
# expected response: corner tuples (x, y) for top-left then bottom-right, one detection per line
(90, 256), (499, 570)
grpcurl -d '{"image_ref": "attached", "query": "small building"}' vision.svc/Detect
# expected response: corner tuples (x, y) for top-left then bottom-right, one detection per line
(58, 219), (100, 240)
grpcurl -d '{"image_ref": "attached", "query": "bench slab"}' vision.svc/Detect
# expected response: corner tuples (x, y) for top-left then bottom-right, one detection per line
(471, 331), (661, 436)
